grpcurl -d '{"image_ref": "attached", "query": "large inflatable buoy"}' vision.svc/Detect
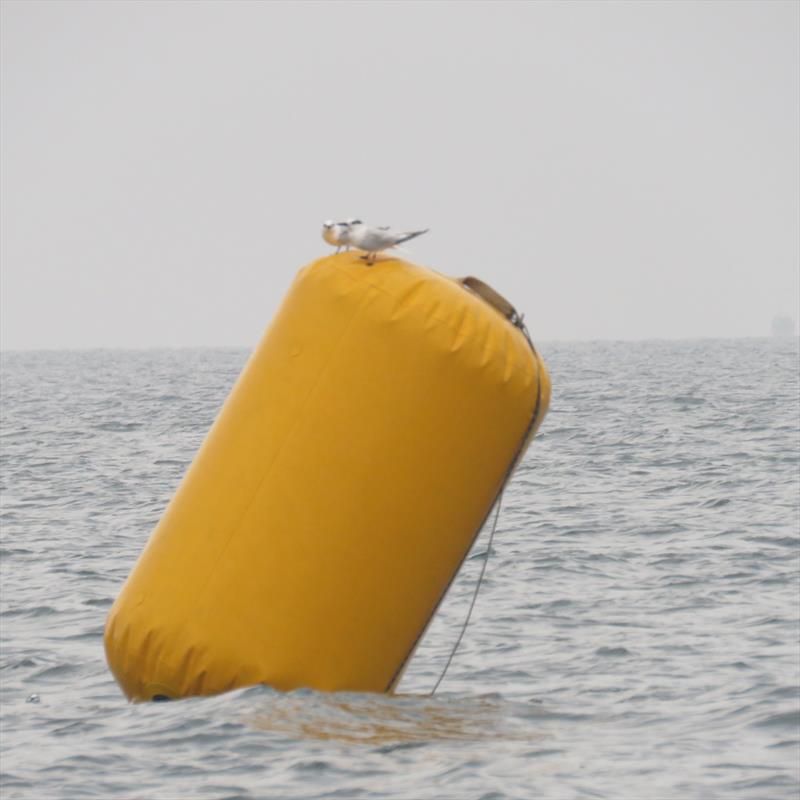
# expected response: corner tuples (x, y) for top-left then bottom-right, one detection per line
(105, 253), (550, 701)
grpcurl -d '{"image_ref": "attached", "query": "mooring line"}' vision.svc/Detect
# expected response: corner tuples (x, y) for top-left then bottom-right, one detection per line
(429, 489), (504, 695)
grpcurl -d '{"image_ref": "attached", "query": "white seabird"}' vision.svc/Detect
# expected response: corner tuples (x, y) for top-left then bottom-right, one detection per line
(321, 220), (352, 253)
(345, 221), (429, 265)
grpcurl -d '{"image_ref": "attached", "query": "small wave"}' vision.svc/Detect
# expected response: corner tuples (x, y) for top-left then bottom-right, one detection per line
(769, 687), (800, 700)
(0, 657), (39, 671)
(0, 547), (33, 557)
(675, 394), (706, 404)
(83, 597), (113, 608)
(0, 605), (58, 619)
(746, 535), (800, 548)
(32, 663), (82, 680)
(767, 739), (800, 749)
(92, 421), (144, 432)
(595, 646), (631, 657)
(753, 710), (800, 730)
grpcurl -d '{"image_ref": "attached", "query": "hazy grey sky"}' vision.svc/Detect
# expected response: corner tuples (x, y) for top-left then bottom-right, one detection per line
(1, 0), (797, 349)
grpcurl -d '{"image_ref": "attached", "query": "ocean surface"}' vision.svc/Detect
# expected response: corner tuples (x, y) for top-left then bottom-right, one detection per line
(1, 338), (798, 800)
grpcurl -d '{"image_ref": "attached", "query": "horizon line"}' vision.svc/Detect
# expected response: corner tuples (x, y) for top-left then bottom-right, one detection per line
(1, 333), (798, 355)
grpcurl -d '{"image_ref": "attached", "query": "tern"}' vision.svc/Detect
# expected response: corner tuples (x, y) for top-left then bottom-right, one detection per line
(346, 220), (429, 265)
(321, 220), (351, 253)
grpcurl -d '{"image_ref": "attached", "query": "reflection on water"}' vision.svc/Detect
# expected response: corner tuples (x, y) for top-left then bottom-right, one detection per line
(246, 689), (548, 746)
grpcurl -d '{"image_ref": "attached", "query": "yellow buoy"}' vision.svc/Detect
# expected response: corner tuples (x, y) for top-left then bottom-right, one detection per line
(104, 253), (550, 701)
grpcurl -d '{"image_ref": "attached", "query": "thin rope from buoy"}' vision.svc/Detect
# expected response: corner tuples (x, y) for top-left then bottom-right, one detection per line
(429, 489), (504, 695)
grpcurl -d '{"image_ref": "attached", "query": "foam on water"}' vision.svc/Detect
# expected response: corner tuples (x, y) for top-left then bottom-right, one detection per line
(1, 339), (798, 799)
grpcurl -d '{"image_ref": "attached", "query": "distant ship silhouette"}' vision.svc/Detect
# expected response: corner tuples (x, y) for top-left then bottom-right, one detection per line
(771, 315), (796, 338)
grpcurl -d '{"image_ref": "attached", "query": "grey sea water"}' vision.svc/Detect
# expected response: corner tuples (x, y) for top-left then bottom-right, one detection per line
(1, 338), (798, 800)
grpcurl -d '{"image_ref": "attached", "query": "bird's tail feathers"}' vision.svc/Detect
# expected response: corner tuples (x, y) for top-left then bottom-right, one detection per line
(395, 229), (429, 245)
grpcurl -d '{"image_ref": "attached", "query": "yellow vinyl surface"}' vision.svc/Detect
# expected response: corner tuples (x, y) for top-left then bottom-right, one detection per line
(104, 253), (550, 701)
